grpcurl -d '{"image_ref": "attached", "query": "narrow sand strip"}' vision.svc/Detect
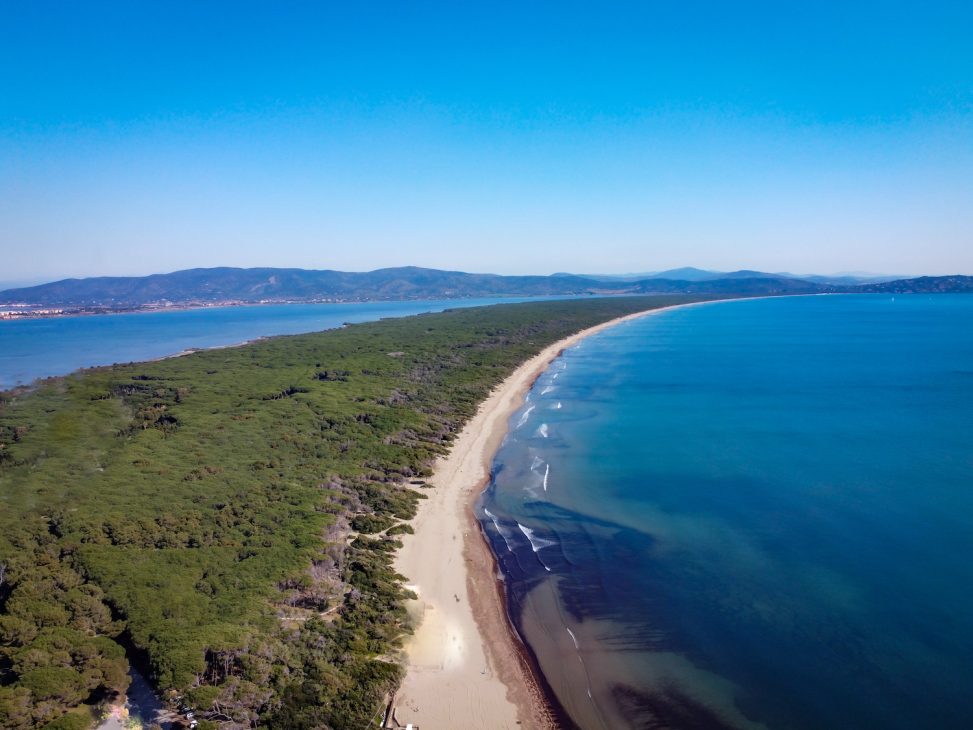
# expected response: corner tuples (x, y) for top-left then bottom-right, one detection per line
(392, 300), (733, 729)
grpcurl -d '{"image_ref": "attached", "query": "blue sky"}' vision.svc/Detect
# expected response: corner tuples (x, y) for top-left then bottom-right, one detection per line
(2, 1), (971, 282)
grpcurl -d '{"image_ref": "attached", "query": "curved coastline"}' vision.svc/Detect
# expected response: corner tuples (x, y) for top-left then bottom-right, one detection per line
(393, 297), (754, 729)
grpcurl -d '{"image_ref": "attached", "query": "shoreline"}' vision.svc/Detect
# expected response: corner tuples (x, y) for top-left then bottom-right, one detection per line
(392, 297), (747, 729)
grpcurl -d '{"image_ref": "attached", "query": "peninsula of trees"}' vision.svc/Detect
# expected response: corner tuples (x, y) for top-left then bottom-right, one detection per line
(0, 296), (711, 729)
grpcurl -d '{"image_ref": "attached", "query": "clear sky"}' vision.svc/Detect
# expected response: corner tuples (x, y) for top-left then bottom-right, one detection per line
(2, 1), (971, 282)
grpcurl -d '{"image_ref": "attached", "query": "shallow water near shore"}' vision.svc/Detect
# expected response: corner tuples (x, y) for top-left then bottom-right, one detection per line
(479, 294), (973, 730)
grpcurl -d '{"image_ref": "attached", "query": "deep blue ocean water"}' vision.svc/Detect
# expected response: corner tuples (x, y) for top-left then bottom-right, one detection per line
(0, 296), (559, 390)
(479, 294), (973, 730)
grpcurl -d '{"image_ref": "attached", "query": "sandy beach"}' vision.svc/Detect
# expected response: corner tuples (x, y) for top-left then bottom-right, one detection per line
(392, 301), (717, 730)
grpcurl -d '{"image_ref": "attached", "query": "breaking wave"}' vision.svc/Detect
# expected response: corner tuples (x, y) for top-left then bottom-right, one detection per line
(517, 523), (556, 571)
(515, 405), (535, 429)
(484, 508), (516, 553)
(517, 522), (557, 552)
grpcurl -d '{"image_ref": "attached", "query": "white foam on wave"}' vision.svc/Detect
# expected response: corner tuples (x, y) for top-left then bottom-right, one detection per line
(565, 626), (580, 649)
(564, 627), (598, 705)
(517, 523), (557, 554)
(530, 455), (545, 471)
(555, 401), (562, 410)
(484, 508), (516, 553)
(552, 372), (559, 381)
(540, 385), (554, 395)
(536, 423), (549, 438)
(515, 405), (535, 429)
(542, 463), (550, 491)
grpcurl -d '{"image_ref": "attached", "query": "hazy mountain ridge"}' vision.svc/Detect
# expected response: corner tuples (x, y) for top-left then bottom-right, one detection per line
(563, 268), (903, 284)
(0, 266), (969, 309)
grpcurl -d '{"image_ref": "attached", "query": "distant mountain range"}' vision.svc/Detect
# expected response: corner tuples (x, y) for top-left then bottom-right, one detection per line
(0, 266), (970, 311)
(567, 267), (904, 285)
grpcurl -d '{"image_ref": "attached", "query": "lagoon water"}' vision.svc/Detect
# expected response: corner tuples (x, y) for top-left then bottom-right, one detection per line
(480, 295), (973, 729)
(0, 296), (557, 390)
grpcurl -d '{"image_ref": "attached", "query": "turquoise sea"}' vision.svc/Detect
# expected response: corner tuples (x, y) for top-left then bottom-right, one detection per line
(479, 294), (973, 729)
(0, 296), (559, 390)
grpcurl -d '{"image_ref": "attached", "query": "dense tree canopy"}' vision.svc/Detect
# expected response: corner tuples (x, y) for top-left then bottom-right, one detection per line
(0, 296), (707, 728)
